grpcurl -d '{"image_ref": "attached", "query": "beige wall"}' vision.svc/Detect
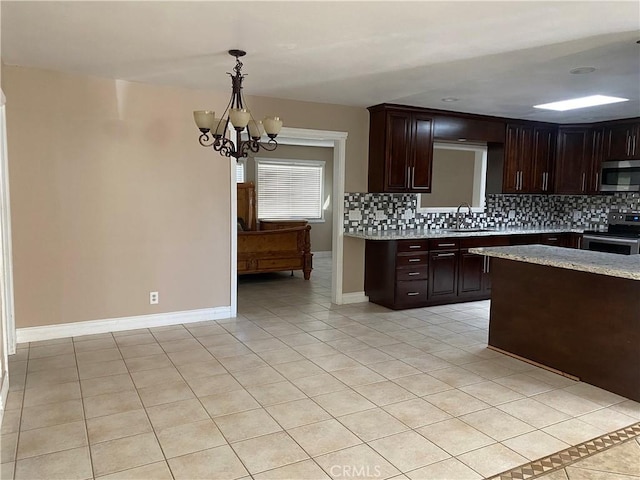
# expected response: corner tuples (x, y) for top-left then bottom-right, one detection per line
(246, 144), (333, 252)
(4, 65), (368, 329)
(421, 148), (475, 207)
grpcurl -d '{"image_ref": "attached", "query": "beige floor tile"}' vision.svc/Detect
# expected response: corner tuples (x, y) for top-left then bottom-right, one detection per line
(91, 432), (164, 477)
(459, 380), (525, 405)
(392, 373), (453, 397)
(146, 398), (210, 431)
(460, 407), (535, 441)
(258, 348), (306, 365)
(137, 380), (195, 407)
(423, 390), (490, 417)
(383, 398), (452, 428)
(457, 443), (528, 478)
(610, 400), (640, 420)
(14, 446), (92, 480)
(113, 332), (158, 347)
(186, 324), (228, 337)
(167, 348), (216, 366)
(266, 398), (331, 429)
(4, 390), (24, 411)
(542, 418), (608, 445)
(87, 409), (152, 444)
(207, 342), (254, 358)
(274, 359), (326, 380)
(169, 444), (248, 479)
(563, 466), (636, 480)
(27, 353), (77, 372)
(315, 444), (401, 480)
(496, 398), (571, 429)
(1, 461), (15, 480)
(367, 360), (421, 379)
(0, 409), (21, 434)
(174, 359), (226, 381)
(493, 373), (556, 396)
(562, 383), (627, 408)
(73, 338), (117, 353)
(291, 373), (349, 397)
(197, 332), (239, 348)
(156, 419), (226, 458)
(313, 389), (376, 417)
(405, 457), (482, 480)
(231, 431), (309, 474)
(568, 439), (640, 476)
(247, 381), (307, 406)
(536, 470), (569, 480)
(427, 366), (486, 388)
(75, 348), (122, 365)
(533, 390), (602, 416)
(25, 366), (79, 389)
(369, 430), (450, 472)
(288, 419), (362, 457)
(244, 338), (288, 353)
(119, 343), (165, 359)
(152, 328), (193, 342)
(338, 407), (409, 441)
(186, 373), (244, 397)
(200, 389), (261, 417)
(78, 359), (128, 380)
(417, 418), (495, 456)
(130, 366), (182, 389)
(578, 407), (637, 432)
(17, 421), (87, 460)
(331, 366), (386, 387)
(345, 348), (394, 365)
(502, 430), (570, 461)
(354, 381), (416, 406)
(311, 353), (361, 371)
(159, 338), (203, 353)
(253, 459), (330, 480)
(83, 390), (142, 419)
(233, 366), (286, 387)
(95, 461), (173, 480)
(214, 408), (282, 443)
(28, 343), (74, 359)
(20, 399), (84, 431)
(81, 374), (135, 398)
(280, 332), (322, 347)
(526, 369), (576, 388)
(219, 353), (269, 372)
(1, 432), (17, 463)
(23, 381), (81, 407)
(123, 354), (174, 372)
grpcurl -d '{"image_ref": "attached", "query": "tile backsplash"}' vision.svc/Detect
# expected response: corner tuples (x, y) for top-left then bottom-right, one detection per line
(343, 192), (640, 232)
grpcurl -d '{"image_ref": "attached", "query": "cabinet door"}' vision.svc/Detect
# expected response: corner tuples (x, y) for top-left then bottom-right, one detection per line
(384, 111), (412, 191)
(603, 123), (636, 160)
(554, 128), (590, 194)
(458, 250), (484, 296)
(503, 124), (522, 193)
(410, 114), (434, 192)
(588, 128), (604, 193)
(530, 127), (556, 193)
(428, 251), (458, 299)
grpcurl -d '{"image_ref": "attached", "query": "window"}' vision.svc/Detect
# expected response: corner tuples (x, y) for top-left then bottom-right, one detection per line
(256, 159), (324, 221)
(235, 159), (246, 183)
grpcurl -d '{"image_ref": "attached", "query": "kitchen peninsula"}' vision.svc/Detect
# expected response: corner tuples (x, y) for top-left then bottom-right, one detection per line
(471, 245), (640, 402)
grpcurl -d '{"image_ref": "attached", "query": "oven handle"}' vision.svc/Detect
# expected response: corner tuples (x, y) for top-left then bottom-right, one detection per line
(582, 234), (640, 246)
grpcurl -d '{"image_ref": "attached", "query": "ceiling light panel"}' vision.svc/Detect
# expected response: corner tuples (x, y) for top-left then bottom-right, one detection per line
(534, 95), (629, 111)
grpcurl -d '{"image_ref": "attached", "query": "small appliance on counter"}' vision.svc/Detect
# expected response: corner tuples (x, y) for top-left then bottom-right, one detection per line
(583, 211), (640, 255)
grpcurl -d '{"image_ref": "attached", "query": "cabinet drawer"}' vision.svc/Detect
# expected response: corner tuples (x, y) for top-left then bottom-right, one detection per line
(460, 235), (510, 248)
(396, 253), (428, 267)
(396, 280), (428, 302)
(397, 240), (429, 253)
(428, 238), (459, 250)
(396, 266), (428, 281)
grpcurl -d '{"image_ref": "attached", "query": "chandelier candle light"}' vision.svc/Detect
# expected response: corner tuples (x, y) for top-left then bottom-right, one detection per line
(194, 49), (283, 160)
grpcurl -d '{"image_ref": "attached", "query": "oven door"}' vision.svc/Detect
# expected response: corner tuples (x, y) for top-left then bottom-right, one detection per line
(600, 160), (640, 192)
(582, 234), (640, 255)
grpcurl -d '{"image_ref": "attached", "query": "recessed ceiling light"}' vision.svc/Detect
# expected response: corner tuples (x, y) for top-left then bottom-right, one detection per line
(441, 97), (459, 102)
(569, 67), (596, 74)
(534, 95), (629, 111)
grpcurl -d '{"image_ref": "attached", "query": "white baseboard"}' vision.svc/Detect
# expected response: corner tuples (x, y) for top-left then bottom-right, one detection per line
(341, 292), (369, 304)
(312, 250), (332, 258)
(16, 306), (232, 344)
(0, 369), (9, 427)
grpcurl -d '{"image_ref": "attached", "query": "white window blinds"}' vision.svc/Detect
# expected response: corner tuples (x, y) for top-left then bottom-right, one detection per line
(256, 159), (324, 220)
(235, 160), (246, 183)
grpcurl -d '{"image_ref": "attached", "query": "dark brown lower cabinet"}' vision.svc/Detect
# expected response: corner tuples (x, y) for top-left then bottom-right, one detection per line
(428, 249), (458, 303)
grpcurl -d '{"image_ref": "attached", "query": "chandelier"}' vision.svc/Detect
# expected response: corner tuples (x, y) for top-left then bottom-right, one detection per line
(193, 50), (283, 160)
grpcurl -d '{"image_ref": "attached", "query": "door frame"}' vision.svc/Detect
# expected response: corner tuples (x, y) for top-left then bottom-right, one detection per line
(229, 127), (348, 316)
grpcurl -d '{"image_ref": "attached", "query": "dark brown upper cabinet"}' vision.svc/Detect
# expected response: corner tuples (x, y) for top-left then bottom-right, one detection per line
(503, 124), (556, 193)
(602, 121), (640, 160)
(554, 127), (593, 194)
(368, 105), (434, 193)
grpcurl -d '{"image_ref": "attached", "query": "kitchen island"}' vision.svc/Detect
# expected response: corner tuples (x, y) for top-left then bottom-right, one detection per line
(470, 245), (640, 401)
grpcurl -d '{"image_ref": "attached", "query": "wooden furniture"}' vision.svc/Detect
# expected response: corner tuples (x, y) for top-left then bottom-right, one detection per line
(603, 120), (640, 160)
(236, 182), (313, 280)
(487, 254), (640, 401)
(503, 124), (556, 194)
(368, 104), (435, 193)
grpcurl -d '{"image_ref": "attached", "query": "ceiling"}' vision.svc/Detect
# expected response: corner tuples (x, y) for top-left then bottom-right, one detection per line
(2, 1), (639, 124)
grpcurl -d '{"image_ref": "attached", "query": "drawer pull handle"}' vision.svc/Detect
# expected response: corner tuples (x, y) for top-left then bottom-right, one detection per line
(547, 237), (557, 241)
(438, 243), (456, 247)
(436, 253), (455, 258)
(409, 245), (422, 249)
(408, 259), (421, 263)
(407, 292), (420, 296)
(408, 272), (420, 276)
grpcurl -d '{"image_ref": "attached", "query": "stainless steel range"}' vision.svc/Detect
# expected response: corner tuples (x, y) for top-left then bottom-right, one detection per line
(583, 211), (640, 255)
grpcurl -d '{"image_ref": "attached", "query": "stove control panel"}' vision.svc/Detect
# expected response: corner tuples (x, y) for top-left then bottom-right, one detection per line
(609, 212), (640, 227)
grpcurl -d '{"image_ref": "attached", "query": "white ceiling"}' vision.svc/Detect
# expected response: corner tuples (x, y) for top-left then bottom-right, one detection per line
(2, 1), (639, 123)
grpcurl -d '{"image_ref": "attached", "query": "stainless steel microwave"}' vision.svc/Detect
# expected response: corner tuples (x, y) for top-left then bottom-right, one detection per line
(600, 160), (640, 192)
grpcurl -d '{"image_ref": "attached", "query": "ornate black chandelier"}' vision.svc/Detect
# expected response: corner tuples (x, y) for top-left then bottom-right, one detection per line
(193, 50), (282, 160)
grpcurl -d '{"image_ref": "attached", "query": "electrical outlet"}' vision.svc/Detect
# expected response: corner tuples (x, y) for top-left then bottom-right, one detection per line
(375, 210), (387, 220)
(149, 291), (159, 305)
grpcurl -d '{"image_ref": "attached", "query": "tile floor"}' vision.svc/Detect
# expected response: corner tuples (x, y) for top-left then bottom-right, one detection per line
(1, 257), (639, 479)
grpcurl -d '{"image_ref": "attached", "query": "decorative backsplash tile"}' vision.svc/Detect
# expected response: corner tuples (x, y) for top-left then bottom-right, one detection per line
(343, 192), (640, 232)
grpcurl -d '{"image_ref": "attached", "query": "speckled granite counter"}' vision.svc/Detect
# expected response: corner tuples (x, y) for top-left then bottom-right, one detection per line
(344, 227), (586, 240)
(470, 244), (640, 281)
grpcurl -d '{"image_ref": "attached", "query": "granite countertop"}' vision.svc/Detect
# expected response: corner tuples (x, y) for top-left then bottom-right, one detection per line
(343, 227), (586, 241)
(470, 245), (640, 281)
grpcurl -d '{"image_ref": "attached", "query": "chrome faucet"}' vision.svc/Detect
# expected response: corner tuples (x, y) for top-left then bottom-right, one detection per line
(455, 202), (472, 229)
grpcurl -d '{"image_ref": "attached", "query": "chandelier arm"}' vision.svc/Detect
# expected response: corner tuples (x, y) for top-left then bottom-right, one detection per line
(259, 140), (279, 152)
